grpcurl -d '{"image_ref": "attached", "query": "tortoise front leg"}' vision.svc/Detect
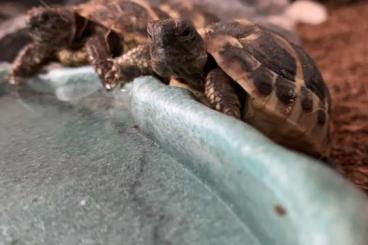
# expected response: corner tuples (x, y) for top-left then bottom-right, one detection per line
(10, 43), (54, 84)
(205, 68), (241, 119)
(85, 35), (115, 89)
(104, 44), (153, 90)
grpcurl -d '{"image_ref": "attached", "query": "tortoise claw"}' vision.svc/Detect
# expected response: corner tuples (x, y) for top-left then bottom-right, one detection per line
(104, 82), (118, 91)
(103, 64), (123, 91)
(8, 72), (25, 86)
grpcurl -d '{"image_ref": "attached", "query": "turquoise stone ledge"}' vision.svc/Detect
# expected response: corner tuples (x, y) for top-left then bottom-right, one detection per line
(129, 77), (368, 245)
(1, 64), (368, 245)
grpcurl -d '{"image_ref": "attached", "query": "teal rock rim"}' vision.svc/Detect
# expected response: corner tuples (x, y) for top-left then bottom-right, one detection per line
(1, 65), (368, 245)
(129, 77), (368, 245)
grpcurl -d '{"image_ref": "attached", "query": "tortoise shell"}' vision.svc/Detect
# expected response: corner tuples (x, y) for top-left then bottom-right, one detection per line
(74, 0), (168, 45)
(157, 1), (219, 30)
(203, 20), (331, 156)
(75, 0), (218, 47)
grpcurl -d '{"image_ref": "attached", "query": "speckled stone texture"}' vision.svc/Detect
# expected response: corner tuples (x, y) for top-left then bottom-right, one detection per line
(0, 66), (259, 245)
(130, 77), (368, 245)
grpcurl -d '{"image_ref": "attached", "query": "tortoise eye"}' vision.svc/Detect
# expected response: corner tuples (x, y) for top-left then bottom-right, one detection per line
(181, 28), (191, 37)
(40, 13), (50, 22)
(178, 27), (196, 42)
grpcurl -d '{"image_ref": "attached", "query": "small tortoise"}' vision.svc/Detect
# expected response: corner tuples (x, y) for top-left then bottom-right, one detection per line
(9, 0), (218, 90)
(145, 19), (331, 157)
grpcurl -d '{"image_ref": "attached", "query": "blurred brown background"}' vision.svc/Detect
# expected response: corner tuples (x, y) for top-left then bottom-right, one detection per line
(297, 1), (368, 191)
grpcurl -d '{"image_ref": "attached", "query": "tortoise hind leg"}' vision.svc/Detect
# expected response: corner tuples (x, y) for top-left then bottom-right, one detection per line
(205, 68), (241, 119)
(10, 43), (54, 85)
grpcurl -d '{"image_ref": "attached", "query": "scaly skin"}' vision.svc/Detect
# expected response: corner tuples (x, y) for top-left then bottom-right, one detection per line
(204, 68), (242, 118)
(56, 47), (89, 67)
(105, 44), (153, 90)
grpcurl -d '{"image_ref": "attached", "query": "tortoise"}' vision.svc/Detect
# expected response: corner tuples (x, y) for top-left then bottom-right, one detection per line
(142, 19), (331, 157)
(9, 0), (218, 90)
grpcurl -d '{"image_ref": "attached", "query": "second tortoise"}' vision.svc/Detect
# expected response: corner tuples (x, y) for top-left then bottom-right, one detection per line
(147, 19), (331, 157)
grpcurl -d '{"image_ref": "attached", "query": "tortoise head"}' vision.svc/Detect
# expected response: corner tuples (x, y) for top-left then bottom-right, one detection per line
(147, 19), (208, 87)
(28, 7), (75, 46)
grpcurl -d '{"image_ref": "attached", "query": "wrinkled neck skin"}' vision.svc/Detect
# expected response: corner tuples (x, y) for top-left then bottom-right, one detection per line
(173, 52), (208, 90)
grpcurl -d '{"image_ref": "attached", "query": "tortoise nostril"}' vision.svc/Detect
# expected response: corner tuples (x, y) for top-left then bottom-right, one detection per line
(181, 29), (190, 36)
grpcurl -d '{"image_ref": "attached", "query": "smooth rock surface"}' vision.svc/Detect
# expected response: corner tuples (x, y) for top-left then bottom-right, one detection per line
(0, 66), (257, 245)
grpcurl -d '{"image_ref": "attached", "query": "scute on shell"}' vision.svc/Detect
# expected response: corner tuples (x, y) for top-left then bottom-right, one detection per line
(74, 0), (165, 43)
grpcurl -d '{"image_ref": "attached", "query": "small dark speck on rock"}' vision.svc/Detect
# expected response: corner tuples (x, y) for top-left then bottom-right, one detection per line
(274, 204), (287, 216)
(133, 124), (139, 129)
(10, 240), (20, 245)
